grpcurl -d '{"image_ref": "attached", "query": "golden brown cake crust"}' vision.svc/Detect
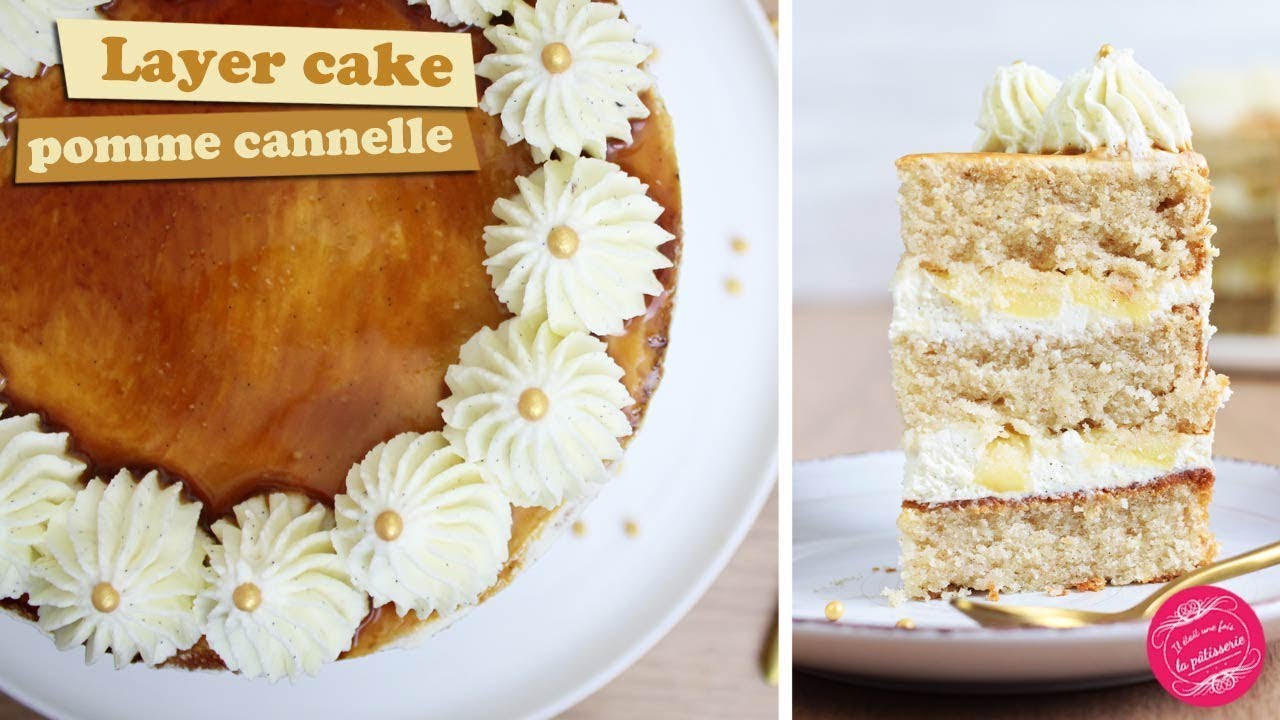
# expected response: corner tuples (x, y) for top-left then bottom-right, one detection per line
(0, 0), (682, 670)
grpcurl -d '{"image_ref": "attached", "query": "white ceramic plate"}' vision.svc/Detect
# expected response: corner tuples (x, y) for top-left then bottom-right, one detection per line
(0, 2), (778, 718)
(793, 452), (1280, 692)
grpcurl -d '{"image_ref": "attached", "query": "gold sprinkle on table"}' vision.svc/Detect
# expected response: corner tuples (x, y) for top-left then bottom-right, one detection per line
(91, 582), (120, 614)
(572, 520), (587, 537)
(824, 600), (844, 622)
(518, 387), (550, 421)
(541, 42), (573, 74)
(730, 237), (750, 254)
(233, 582), (263, 613)
(375, 510), (404, 541)
(725, 277), (743, 296)
(624, 520), (640, 538)
(895, 618), (916, 630)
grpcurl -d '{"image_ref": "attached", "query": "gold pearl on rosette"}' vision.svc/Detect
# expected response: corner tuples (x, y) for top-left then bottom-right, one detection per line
(91, 582), (120, 613)
(518, 388), (550, 421)
(375, 510), (404, 541)
(541, 42), (573, 74)
(232, 582), (263, 613)
(547, 225), (580, 259)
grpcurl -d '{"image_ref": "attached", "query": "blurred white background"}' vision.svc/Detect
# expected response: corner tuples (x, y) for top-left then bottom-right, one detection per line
(795, 0), (1280, 302)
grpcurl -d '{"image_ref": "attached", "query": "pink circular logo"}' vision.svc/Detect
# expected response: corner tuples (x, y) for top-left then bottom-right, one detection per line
(1147, 586), (1265, 706)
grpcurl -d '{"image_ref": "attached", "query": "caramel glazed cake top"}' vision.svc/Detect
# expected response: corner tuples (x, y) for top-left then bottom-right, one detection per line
(0, 0), (681, 680)
(890, 46), (1230, 510)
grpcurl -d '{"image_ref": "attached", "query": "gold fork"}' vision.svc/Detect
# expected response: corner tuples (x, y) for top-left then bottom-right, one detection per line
(951, 539), (1280, 628)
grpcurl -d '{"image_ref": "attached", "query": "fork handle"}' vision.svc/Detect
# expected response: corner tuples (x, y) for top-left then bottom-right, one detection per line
(1136, 539), (1280, 618)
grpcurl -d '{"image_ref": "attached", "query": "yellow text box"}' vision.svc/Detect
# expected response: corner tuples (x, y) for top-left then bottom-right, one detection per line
(57, 19), (477, 107)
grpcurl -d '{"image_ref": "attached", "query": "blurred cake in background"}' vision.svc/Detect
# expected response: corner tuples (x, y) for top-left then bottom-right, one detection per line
(1181, 69), (1280, 334)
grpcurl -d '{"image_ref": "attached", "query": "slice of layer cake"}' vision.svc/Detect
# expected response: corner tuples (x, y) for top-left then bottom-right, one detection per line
(891, 47), (1230, 599)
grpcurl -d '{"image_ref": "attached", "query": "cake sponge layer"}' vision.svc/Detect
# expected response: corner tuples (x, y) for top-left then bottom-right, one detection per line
(891, 305), (1229, 433)
(896, 152), (1213, 282)
(897, 470), (1217, 598)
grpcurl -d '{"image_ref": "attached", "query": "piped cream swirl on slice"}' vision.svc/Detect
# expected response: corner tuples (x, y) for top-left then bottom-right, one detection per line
(334, 432), (512, 618)
(0, 407), (84, 600)
(1036, 45), (1193, 155)
(975, 61), (1061, 153)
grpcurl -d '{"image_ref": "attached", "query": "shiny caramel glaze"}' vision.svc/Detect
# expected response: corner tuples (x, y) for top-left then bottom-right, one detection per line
(0, 0), (680, 668)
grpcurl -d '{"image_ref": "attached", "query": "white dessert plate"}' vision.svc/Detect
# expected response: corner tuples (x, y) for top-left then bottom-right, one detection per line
(793, 452), (1280, 692)
(0, 2), (778, 719)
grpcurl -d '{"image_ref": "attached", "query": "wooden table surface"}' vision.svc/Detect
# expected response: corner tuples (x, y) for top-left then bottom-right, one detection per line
(794, 302), (1280, 719)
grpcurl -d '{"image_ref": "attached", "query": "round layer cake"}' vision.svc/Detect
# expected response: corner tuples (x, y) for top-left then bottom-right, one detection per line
(0, 0), (680, 678)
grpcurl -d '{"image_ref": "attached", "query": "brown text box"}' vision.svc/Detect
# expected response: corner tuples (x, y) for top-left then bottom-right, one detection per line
(15, 109), (479, 183)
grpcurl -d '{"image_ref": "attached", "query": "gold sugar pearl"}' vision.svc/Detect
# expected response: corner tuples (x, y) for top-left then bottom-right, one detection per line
(91, 582), (120, 614)
(896, 618), (916, 630)
(572, 520), (587, 537)
(547, 226), (580, 259)
(375, 510), (404, 542)
(233, 582), (263, 613)
(730, 237), (750, 255)
(725, 277), (744, 296)
(624, 520), (640, 538)
(1097, 44), (1114, 59)
(824, 600), (844, 622)
(541, 42), (573, 74)
(518, 387), (550, 421)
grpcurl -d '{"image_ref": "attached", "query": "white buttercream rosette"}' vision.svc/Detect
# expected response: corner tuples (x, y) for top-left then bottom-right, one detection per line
(28, 471), (208, 668)
(0, 407), (84, 599)
(196, 493), (368, 682)
(484, 156), (674, 337)
(411, 0), (512, 28)
(477, 0), (653, 159)
(0, 0), (109, 148)
(334, 431), (512, 618)
(441, 314), (633, 508)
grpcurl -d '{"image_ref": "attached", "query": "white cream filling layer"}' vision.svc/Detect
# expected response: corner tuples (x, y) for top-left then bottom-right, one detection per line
(903, 425), (1213, 504)
(890, 259), (1213, 342)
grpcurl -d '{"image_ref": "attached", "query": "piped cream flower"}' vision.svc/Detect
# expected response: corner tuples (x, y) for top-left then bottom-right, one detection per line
(29, 471), (208, 668)
(334, 432), (512, 618)
(196, 493), (368, 682)
(441, 314), (634, 508)
(0, 407), (84, 600)
(0, 0), (106, 77)
(411, 0), (512, 27)
(476, 0), (653, 159)
(974, 61), (1060, 153)
(485, 156), (673, 337)
(1035, 46), (1193, 155)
